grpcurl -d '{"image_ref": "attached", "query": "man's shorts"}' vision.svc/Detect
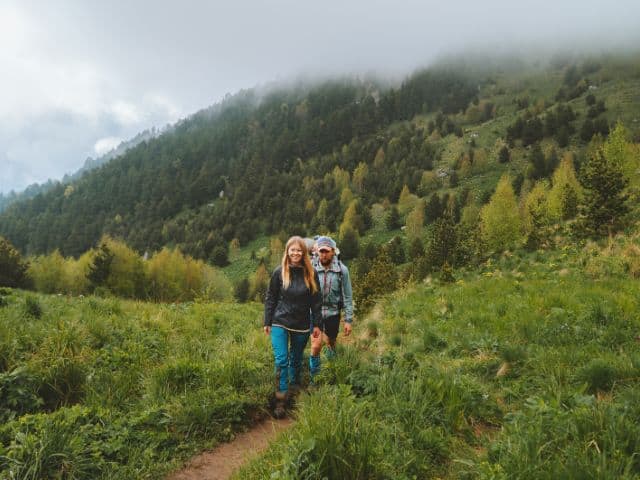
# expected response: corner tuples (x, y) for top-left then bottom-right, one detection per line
(322, 315), (341, 341)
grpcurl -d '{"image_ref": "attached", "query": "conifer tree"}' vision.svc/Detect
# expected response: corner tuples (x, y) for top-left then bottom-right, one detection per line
(405, 200), (425, 243)
(523, 181), (550, 250)
(425, 193), (443, 223)
(548, 153), (582, 221)
(87, 242), (114, 291)
(397, 184), (418, 216)
(498, 145), (510, 164)
(354, 247), (398, 312)
(528, 144), (546, 180)
(338, 223), (360, 260)
(387, 236), (406, 264)
(579, 147), (629, 237)
(481, 174), (522, 252)
(250, 261), (270, 302)
(385, 205), (402, 231)
(425, 212), (457, 271)
(234, 277), (250, 303)
(352, 162), (369, 194)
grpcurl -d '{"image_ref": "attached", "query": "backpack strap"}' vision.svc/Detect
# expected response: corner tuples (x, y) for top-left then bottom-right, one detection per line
(337, 261), (345, 310)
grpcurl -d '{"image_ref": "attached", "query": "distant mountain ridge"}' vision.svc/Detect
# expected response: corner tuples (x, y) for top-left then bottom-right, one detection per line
(0, 127), (166, 213)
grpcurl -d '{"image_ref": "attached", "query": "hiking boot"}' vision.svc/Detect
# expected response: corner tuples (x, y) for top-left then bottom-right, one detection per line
(288, 383), (301, 397)
(273, 391), (287, 419)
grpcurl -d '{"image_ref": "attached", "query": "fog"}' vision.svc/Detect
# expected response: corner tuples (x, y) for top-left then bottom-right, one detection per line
(1, 0), (639, 193)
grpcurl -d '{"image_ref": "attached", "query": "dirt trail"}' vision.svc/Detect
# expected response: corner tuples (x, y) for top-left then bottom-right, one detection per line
(167, 417), (293, 480)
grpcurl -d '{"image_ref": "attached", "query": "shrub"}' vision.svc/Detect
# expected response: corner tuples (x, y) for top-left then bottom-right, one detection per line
(23, 296), (43, 319)
(37, 358), (87, 410)
(169, 386), (248, 439)
(0, 236), (29, 288)
(0, 367), (43, 422)
(577, 359), (620, 393)
(150, 359), (205, 399)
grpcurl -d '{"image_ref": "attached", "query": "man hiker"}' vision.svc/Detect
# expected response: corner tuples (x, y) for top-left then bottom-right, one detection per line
(309, 235), (354, 379)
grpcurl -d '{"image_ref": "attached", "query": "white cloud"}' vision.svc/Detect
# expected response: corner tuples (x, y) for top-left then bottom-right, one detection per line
(109, 101), (141, 126)
(94, 137), (122, 156)
(1, 0), (640, 193)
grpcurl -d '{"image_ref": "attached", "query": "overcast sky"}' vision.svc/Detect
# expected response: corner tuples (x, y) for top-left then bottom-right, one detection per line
(1, 0), (639, 194)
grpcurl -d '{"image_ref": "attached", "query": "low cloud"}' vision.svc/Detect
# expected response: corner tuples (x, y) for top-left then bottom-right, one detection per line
(1, 0), (640, 193)
(94, 137), (123, 156)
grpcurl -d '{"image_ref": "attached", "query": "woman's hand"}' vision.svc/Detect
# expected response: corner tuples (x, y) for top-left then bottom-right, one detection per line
(312, 326), (321, 338)
(264, 326), (271, 335)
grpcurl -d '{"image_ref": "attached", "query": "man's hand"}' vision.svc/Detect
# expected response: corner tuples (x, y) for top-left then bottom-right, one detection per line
(312, 326), (321, 338)
(344, 322), (352, 336)
(264, 326), (271, 335)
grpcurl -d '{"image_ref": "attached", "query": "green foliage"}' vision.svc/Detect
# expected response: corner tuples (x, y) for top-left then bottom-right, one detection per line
(353, 248), (397, 312)
(0, 292), (267, 478)
(147, 246), (230, 302)
(242, 241), (640, 479)
(0, 236), (28, 288)
(23, 296), (42, 319)
(338, 224), (360, 260)
(384, 205), (401, 231)
(150, 359), (205, 399)
(0, 368), (43, 422)
(425, 213), (458, 271)
(405, 199), (425, 243)
(87, 241), (113, 291)
(233, 277), (250, 303)
(579, 146), (629, 237)
(577, 359), (620, 393)
(481, 174), (522, 253)
(523, 181), (551, 250)
(249, 262), (269, 302)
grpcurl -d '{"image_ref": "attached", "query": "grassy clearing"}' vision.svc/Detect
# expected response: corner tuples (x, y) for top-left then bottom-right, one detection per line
(0, 291), (269, 479)
(237, 247), (640, 479)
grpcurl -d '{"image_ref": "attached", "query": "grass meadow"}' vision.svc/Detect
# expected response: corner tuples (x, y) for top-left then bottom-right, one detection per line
(0, 291), (271, 479)
(238, 247), (640, 479)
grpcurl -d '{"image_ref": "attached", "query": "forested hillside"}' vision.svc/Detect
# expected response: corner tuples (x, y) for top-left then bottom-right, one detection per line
(2, 52), (638, 266)
(0, 128), (162, 214)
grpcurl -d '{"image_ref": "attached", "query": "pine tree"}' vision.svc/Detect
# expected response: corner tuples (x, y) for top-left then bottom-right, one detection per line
(481, 174), (522, 252)
(425, 193), (442, 223)
(579, 147), (629, 237)
(338, 224), (360, 260)
(87, 242), (114, 291)
(387, 236), (406, 264)
(425, 213), (457, 271)
(548, 153), (581, 222)
(354, 249), (398, 312)
(498, 145), (510, 164)
(523, 181), (550, 250)
(528, 144), (546, 180)
(405, 200), (425, 243)
(234, 277), (250, 303)
(385, 205), (402, 231)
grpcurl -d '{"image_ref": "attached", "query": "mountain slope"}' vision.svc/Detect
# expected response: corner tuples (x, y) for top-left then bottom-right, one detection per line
(0, 52), (638, 261)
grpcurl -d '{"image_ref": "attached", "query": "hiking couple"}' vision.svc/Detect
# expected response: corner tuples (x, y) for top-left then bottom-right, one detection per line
(263, 235), (353, 418)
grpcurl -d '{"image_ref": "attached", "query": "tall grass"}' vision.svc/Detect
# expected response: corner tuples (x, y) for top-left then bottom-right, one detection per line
(0, 290), (269, 478)
(240, 247), (640, 479)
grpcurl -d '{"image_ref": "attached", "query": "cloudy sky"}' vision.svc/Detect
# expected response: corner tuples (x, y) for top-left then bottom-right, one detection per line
(1, 0), (639, 194)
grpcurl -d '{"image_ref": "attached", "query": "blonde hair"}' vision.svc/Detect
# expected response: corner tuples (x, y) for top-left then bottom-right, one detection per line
(281, 236), (318, 294)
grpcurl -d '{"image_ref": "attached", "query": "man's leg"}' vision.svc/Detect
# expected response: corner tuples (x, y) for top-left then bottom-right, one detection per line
(309, 332), (322, 380)
(322, 316), (340, 360)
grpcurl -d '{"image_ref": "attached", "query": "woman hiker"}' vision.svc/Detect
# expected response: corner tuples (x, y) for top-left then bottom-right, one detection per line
(263, 236), (322, 418)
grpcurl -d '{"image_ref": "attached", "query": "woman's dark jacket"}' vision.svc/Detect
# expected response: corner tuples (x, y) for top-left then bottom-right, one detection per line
(264, 265), (322, 331)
